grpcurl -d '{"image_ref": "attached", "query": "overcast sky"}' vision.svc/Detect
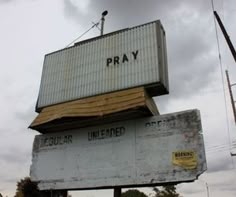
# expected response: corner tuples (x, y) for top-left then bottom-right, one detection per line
(0, 0), (236, 196)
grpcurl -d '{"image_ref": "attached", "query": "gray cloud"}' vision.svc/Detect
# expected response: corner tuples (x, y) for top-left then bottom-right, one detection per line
(179, 171), (236, 196)
(0, 0), (34, 3)
(63, 0), (91, 26)
(206, 152), (234, 173)
(166, 15), (216, 98)
(0, 146), (30, 164)
(2, 178), (18, 183)
(178, 185), (204, 195)
(14, 104), (37, 125)
(63, 0), (82, 21)
(84, 0), (212, 29)
(0, 0), (13, 3)
(207, 173), (236, 194)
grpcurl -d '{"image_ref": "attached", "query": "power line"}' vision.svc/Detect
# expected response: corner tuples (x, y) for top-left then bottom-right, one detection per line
(210, 0), (234, 166)
(206, 142), (236, 150)
(206, 144), (235, 153)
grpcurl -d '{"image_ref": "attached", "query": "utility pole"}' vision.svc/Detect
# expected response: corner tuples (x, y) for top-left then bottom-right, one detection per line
(225, 70), (236, 124)
(214, 11), (236, 63)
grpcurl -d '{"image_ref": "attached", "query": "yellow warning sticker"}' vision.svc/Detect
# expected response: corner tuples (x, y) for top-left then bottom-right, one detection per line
(172, 151), (197, 170)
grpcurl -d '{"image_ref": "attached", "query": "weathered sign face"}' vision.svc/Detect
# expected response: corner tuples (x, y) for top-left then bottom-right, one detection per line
(30, 109), (206, 190)
(36, 20), (168, 111)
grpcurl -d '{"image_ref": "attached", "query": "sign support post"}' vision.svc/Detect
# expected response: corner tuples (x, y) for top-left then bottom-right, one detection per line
(114, 187), (122, 197)
(39, 190), (67, 197)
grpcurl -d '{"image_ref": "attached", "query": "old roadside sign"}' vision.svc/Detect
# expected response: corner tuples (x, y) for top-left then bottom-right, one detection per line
(30, 109), (206, 190)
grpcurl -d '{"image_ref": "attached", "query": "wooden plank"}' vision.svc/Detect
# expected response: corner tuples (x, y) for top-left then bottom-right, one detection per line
(39, 96), (145, 116)
(32, 108), (152, 134)
(29, 87), (159, 133)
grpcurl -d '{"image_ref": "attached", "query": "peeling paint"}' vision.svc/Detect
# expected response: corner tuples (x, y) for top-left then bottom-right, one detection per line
(30, 109), (207, 190)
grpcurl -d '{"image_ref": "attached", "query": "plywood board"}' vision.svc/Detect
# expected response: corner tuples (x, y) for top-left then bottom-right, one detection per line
(30, 87), (159, 133)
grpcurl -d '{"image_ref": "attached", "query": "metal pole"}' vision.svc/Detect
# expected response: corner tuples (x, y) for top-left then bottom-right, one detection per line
(100, 10), (108, 36)
(206, 183), (210, 197)
(101, 16), (105, 36)
(114, 187), (122, 197)
(214, 11), (236, 63)
(225, 70), (236, 124)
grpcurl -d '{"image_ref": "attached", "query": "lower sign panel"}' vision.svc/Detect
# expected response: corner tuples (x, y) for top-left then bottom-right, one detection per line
(30, 109), (206, 190)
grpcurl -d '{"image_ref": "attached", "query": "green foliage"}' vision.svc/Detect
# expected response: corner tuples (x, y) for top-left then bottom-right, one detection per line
(15, 177), (40, 197)
(153, 185), (181, 197)
(121, 189), (148, 197)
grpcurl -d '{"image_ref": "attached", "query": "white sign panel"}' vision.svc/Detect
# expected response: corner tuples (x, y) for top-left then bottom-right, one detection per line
(30, 109), (206, 190)
(36, 20), (168, 111)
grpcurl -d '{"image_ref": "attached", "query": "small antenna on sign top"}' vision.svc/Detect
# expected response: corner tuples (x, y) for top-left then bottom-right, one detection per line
(101, 10), (108, 36)
(65, 10), (108, 48)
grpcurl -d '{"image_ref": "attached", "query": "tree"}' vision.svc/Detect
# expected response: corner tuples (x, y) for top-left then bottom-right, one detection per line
(15, 177), (40, 197)
(153, 185), (181, 197)
(121, 189), (148, 197)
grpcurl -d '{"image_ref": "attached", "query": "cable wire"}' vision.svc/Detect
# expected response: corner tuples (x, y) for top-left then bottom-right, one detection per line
(65, 20), (100, 48)
(210, 0), (234, 166)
